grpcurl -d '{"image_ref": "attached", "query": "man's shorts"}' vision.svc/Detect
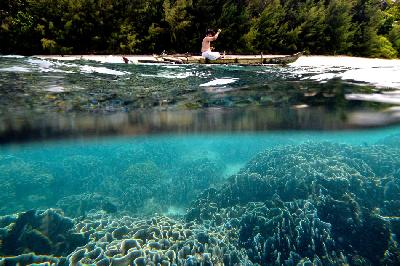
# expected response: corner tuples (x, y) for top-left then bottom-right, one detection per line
(202, 51), (221, 60)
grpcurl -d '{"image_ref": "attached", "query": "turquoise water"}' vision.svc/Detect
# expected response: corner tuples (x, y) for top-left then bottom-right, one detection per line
(1, 128), (399, 216)
(1, 56), (400, 265)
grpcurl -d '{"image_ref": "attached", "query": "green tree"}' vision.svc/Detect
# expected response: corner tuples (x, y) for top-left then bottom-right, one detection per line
(351, 0), (384, 56)
(0, 0), (399, 57)
(217, 0), (250, 53)
(324, 0), (355, 54)
(389, 23), (400, 55)
(163, 0), (195, 52)
(246, 0), (292, 53)
(297, 0), (328, 54)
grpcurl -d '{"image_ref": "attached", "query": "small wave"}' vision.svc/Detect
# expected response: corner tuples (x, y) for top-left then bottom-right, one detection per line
(141, 71), (194, 79)
(200, 78), (238, 87)
(28, 58), (53, 68)
(27, 58), (73, 73)
(161, 65), (182, 69)
(80, 65), (127, 76)
(0, 55), (25, 58)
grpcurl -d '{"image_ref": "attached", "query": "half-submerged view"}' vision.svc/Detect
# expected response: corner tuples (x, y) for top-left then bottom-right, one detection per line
(1, 1), (400, 265)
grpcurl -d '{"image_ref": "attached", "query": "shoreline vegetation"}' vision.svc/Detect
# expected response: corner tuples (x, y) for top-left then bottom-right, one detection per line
(1, 0), (400, 58)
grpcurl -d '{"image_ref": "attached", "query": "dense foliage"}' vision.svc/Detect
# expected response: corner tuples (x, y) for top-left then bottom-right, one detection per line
(1, 0), (400, 57)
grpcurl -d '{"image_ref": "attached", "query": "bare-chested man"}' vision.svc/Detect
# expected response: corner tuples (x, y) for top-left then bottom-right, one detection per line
(201, 29), (222, 60)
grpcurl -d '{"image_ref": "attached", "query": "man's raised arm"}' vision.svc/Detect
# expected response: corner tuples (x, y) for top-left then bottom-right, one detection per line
(212, 29), (222, 40)
(205, 29), (221, 41)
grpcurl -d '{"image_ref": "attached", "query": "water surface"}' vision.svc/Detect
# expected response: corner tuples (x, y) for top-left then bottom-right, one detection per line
(1, 55), (400, 142)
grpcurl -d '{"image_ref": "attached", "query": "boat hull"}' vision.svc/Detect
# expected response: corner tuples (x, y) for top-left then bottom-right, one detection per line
(150, 52), (302, 65)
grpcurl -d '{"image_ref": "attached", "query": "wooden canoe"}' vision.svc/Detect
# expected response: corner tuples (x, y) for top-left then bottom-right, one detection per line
(138, 52), (302, 65)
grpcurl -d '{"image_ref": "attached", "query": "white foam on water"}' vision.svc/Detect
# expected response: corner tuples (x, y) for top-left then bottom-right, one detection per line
(45, 85), (65, 92)
(0, 55), (25, 58)
(308, 73), (338, 82)
(27, 58), (53, 68)
(200, 78), (238, 87)
(340, 68), (400, 88)
(0, 66), (31, 72)
(291, 56), (400, 89)
(141, 71), (194, 79)
(346, 93), (400, 105)
(79, 65), (127, 76)
(5, 57), (127, 75)
(26, 58), (73, 73)
(291, 56), (400, 68)
(97, 55), (128, 64)
(162, 65), (182, 69)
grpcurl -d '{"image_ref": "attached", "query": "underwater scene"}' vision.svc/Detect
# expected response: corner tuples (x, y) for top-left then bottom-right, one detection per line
(1, 55), (400, 265)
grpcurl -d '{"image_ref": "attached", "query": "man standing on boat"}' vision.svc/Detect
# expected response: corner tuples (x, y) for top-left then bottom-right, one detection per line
(201, 29), (222, 60)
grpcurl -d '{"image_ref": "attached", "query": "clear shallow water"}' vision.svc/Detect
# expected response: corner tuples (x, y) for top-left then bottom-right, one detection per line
(1, 56), (400, 265)
(1, 128), (399, 215)
(0, 130), (400, 265)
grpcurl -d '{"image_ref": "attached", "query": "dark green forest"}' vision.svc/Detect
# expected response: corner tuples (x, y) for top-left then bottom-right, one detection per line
(1, 0), (400, 57)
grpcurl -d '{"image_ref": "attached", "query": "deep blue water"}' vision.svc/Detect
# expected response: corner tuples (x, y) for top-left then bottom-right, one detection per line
(1, 56), (400, 265)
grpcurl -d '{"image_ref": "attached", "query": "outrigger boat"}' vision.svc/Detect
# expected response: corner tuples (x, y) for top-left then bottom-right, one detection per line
(123, 52), (302, 65)
(35, 53), (302, 65)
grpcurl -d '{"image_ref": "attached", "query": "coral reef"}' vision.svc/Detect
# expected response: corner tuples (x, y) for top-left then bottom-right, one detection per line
(186, 142), (400, 265)
(0, 210), (250, 265)
(187, 142), (399, 220)
(1, 140), (400, 265)
(117, 161), (170, 214)
(219, 198), (345, 265)
(56, 193), (120, 217)
(316, 194), (392, 265)
(108, 158), (225, 216)
(0, 209), (87, 257)
(0, 253), (65, 265)
(64, 211), (249, 265)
